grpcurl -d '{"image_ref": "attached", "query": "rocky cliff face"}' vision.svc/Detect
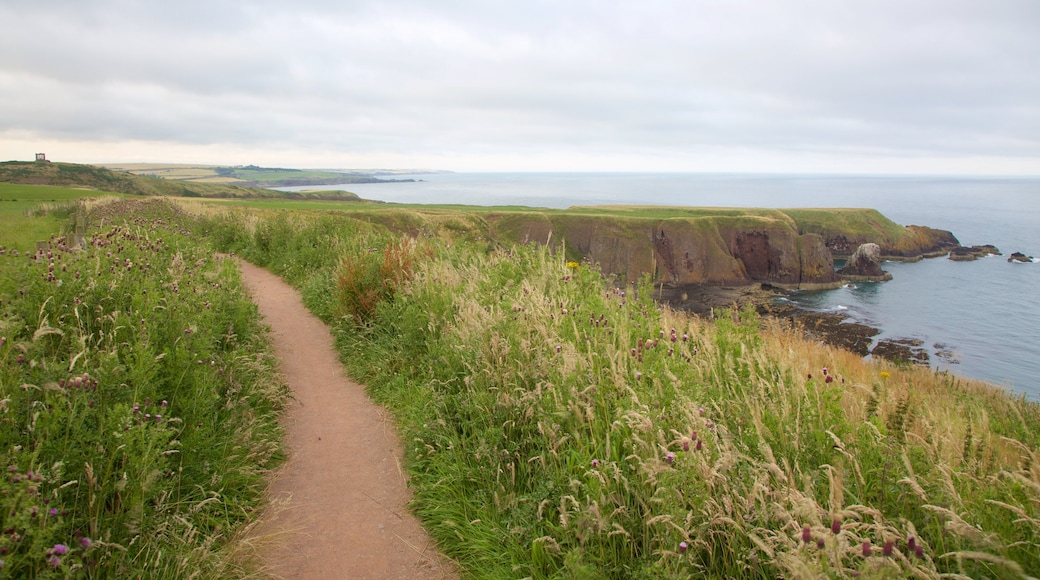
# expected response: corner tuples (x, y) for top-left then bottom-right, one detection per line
(503, 214), (840, 288)
(489, 209), (952, 289)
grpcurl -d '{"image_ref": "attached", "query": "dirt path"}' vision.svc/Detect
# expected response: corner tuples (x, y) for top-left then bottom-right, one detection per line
(235, 259), (455, 579)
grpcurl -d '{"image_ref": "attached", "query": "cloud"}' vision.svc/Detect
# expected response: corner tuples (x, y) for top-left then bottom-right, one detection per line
(1, 0), (1038, 172)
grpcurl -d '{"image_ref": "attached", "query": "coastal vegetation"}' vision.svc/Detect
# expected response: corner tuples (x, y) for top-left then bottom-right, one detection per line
(202, 206), (1040, 579)
(98, 163), (418, 188)
(3, 171), (1039, 578)
(0, 191), (288, 577)
(0, 162), (370, 200)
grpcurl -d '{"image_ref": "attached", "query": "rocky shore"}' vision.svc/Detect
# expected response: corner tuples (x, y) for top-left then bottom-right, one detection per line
(658, 283), (933, 365)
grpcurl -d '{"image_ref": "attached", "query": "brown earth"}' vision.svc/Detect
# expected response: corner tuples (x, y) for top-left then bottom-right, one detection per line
(234, 259), (456, 580)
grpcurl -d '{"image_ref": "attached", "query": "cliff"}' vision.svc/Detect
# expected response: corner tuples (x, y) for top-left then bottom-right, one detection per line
(366, 206), (952, 291)
(780, 208), (959, 259)
(329, 205), (957, 289)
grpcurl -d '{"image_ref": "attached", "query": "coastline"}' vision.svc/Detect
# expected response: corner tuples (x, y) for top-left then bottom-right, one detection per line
(658, 282), (931, 365)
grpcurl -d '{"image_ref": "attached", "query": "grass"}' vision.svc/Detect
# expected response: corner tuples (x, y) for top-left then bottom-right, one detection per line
(200, 206), (1040, 579)
(0, 199), (288, 577)
(0, 183), (123, 252)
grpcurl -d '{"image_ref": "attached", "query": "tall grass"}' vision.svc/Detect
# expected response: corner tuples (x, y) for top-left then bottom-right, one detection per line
(0, 199), (288, 577)
(206, 208), (1040, 579)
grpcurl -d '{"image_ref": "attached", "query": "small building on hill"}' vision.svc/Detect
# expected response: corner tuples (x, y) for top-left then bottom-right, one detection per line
(35, 153), (48, 162)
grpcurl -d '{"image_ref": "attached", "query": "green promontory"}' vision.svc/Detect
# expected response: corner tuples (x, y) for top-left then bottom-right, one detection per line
(0, 161), (365, 200)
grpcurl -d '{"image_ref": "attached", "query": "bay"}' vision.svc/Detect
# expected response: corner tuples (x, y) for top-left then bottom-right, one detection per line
(281, 173), (1040, 399)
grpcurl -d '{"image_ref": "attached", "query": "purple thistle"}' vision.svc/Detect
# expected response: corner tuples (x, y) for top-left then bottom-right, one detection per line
(695, 440), (703, 451)
(49, 508), (58, 516)
(831, 519), (841, 535)
(862, 541), (871, 557)
(682, 441), (690, 452)
(52, 544), (68, 556)
(915, 544), (924, 559)
(802, 526), (812, 543)
(49, 556), (60, 567)
(882, 540), (894, 557)
(79, 537), (93, 549)
(591, 459), (599, 468)
(907, 536), (916, 551)
(816, 538), (825, 549)
(635, 371), (642, 380)
(679, 541), (688, 553)
(665, 452), (675, 464)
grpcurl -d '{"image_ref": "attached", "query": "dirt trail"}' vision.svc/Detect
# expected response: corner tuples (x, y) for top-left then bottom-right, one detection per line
(236, 259), (455, 579)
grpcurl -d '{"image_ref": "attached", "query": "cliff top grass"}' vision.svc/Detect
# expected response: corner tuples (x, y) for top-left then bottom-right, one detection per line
(208, 206), (1040, 578)
(0, 182), (124, 251)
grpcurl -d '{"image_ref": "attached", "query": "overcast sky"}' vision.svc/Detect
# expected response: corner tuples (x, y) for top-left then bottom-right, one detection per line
(1, 0), (1038, 173)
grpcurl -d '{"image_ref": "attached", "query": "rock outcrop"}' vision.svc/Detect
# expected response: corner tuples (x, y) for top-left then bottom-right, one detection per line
(948, 245), (1001, 261)
(837, 243), (892, 281)
(1008, 252), (1035, 263)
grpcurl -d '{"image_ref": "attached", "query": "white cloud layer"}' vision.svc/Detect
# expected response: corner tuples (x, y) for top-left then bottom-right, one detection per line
(2, 0), (1038, 173)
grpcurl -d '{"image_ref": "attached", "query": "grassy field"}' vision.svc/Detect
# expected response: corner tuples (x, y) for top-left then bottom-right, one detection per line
(99, 163), (394, 186)
(0, 183), (123, 251)
(0, 198), (288, 577)
(202, 206), (1040, 579)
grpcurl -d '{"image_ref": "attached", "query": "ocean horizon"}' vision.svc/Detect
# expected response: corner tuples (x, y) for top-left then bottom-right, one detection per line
(280, 172), (1040, 399)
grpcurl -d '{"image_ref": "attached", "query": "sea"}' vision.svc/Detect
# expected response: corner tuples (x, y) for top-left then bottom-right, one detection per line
(280, 173), (1040, 400)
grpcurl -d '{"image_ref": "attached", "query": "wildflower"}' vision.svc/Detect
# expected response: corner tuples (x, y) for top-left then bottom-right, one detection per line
(880, 371), (891, 379)
(665, 452), (675, 464)
(635, 372), (643, 380)
(556, 345), (561, 353)
(825, 375), (834, 383)
(682, 333), (688, 341)
(802, 526), (812, 543)
(161, 400), (168, 407)
(52, 544), (68, 556)
(816, 538), (825, 549)
(862, 541), (871, 557)
(831, 519), (841, 535)
(682, 441), (690, 452)
(691, 431), (697, 440)
(679, 541), (688, 553)
(49, 556), (61, 567)
(914, 545), (924, 559)
(79, 537), (92, 549)
(882, 540), (893, 557)
(591, 459), (599, 468)
(695, 440), (702, 451)
(907, 536), (916, 551)
(823, 367), (828, 376)
(49, 508), (58, 516)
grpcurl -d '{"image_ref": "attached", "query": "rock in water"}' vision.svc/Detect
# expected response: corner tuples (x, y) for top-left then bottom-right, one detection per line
(838, 243), (892, 281)
(1008, 251), (1034, 263)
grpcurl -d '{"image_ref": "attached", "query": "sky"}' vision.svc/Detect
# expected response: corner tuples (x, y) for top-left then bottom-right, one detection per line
(1, 0), (1038, 174)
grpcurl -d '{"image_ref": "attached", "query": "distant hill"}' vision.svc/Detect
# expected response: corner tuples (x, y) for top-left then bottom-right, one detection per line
(0, 161), (367, 201)
(98, 162), (420, 187)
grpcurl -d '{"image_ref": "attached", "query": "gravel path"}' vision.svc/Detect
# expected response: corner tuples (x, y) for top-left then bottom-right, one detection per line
(236, 259), (455, 579)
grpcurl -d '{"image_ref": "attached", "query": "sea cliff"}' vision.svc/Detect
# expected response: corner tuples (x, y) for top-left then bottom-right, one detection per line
(478, 207), (956, 289)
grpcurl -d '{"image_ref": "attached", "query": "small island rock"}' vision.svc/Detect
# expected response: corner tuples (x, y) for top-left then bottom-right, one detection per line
(838, 243), (892, 281)
(1008, 252), (1035, 263)
(949, 244), (1001, 261)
